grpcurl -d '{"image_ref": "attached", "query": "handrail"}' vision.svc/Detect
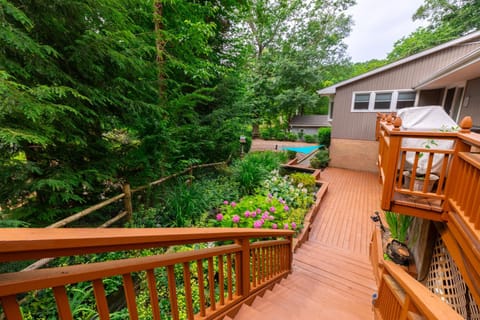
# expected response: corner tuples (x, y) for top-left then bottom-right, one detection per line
(374, 260), (463, 319)
(0, 228), (293, 319)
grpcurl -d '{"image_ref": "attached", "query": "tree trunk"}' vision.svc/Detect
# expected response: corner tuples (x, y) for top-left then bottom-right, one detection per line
(153, 0), (166, 101)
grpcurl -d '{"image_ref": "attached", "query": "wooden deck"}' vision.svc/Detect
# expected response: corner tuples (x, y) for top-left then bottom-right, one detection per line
(233, 168), (382, 319)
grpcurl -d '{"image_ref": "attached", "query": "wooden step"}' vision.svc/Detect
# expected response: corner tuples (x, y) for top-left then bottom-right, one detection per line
(291, 263), (375, 301)
(299, 241), (371, 266)
(233, 304), (262, 319)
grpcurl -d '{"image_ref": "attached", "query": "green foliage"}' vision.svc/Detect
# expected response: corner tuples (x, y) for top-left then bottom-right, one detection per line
(304, 134), (317, 143)
(286, 150), (297, 160)
(317, 127), (331, 147)
(310, 149), (330, 169)
(259, 171), (314, 210)
(231, 151), (287, 195)
(384, 211), (414, 243)
(287, 132), (297, 141)
(289, 173), (316, 192)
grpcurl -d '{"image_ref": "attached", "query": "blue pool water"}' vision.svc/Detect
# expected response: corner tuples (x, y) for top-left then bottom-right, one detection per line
(281, 145), (323, 154)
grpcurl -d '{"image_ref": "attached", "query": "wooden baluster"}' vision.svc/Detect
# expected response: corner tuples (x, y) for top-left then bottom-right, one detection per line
(182, 263), (194, 320)
(196, 260), (206, 317)
(1, 295), (23, 320)
(268, 247), (272, 279)
(470, 172), (480, 225)
(457, 161), (469, 209)
(53, 286), (73, 320)
(207, 257), (216, 311)
(399, 295), (411, 320)
(234, 252), (241, 296)
(251, 248), (257, 288)
(146, 270), (161, 320)
(436, 153), (449, 195)
(226, 254), (233, 301)
(462, 164), (475, 215)
(397, 151), (407, 188)
(218, 255), (225, 306)
(166, 266), (179, 320)
(92, 279), (111, 320)
(422, 152), (435, 193)
(262, 247), (267, 282)
(409, 152), (420, 191)
(123, 274), (139, 320)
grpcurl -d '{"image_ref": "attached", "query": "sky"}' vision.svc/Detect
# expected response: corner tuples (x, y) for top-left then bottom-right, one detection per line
(345, 0), (426, 62)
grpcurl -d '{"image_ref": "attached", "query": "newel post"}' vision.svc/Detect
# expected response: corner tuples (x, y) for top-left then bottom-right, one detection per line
(381, 117), (402, 210)
(235, 238), (251, 297)
(123, 183), (133, 221)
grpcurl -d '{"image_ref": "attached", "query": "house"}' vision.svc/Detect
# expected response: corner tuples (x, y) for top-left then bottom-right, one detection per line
(318, 31), (480, 172)
(288, 115), (330, 136)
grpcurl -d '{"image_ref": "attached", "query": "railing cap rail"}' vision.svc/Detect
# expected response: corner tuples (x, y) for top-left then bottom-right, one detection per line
(0, 228), (294, 262)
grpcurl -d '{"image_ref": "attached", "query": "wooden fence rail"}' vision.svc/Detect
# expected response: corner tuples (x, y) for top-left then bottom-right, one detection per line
(0, 228), (293, 320)
(46, 161), (226, 229)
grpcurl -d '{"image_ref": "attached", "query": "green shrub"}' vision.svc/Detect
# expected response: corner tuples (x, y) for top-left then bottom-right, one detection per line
(304, 134), (317, 143)
(231, 151), (287, 195)
(318, 127), (331, 147)
(286, 150), (297, 160)
(274, 131), (287, 141)
(287, 132), (297, 141)
(310, 149), (330, 169)
(290, 173), (316, 191)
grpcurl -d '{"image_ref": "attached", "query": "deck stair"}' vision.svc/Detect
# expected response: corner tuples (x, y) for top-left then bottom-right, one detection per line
(231, 240), (376, 319)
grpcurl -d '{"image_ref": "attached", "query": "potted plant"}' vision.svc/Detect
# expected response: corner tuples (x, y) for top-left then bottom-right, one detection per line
(384, 211), (413, 266)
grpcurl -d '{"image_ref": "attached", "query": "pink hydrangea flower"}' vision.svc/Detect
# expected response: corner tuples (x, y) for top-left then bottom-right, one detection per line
(256, 208), (262, 213)
(262, 212), (269, 219)
(268, 193), (273, 199)
(244, 210), (250, 218)
(251, 211), (257, 218)
(216, 214), (223, 221)
(232, 215), (240, 223)
(269, 206), (275, 213)
(284, 205), (289, 211)
(291, 222), (297, 229)
(272, 223), (278, 229)
(223, 200), (229, 205)
(268, 215), (275, 221)
(253, 220), (263, 228)
(230, 201), (237, 207)
(284, 223), (289, 229)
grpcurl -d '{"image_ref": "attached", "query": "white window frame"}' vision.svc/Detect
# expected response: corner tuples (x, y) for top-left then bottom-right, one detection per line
(351, 90), (417, 112)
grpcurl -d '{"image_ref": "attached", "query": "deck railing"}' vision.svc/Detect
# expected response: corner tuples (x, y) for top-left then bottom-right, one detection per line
(374, 260), (463, 320)
(377, 114), (480, 228)
(0, 228), (293, 320)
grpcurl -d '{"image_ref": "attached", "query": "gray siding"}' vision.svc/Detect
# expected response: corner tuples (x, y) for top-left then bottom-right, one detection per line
(460, 77), (480, 127)
(332, 43), (480, 141)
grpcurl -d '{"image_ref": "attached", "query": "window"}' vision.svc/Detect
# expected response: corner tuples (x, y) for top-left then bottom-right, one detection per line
(353, 93), (370, 110)
(352, 90), (416, 112)
(374, 93), (392, 110)
(397, 92), (416, 109)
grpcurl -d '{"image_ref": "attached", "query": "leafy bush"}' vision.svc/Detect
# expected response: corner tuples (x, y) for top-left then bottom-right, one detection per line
(318, 127), (331, 147)
(259, 171), (314, 209)
(290, 172), (316, 192)
(231, 152), (287, 195)
(286, 150), (297, 160)
(287, 132), (297, 141)
(310, 149), (330, 169)
(304, 134), (317, 143)
(274, 131), (287, 141)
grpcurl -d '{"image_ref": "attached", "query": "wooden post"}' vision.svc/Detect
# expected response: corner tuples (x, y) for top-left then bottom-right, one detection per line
(236, 238), (251, 296)
(381, 119), (402, 210)
(123, 183), (133, 221)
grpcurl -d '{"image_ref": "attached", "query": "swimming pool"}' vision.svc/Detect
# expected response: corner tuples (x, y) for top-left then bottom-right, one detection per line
(281, 145), (323, 154)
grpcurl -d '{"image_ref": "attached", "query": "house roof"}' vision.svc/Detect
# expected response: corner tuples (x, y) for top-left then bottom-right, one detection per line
(414, 47), (480, 89)
(289, 115), (331, 127)
(318, 30), (480, 95)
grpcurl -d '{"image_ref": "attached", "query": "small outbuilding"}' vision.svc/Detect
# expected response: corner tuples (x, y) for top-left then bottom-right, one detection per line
(289, 115), (330, 136)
